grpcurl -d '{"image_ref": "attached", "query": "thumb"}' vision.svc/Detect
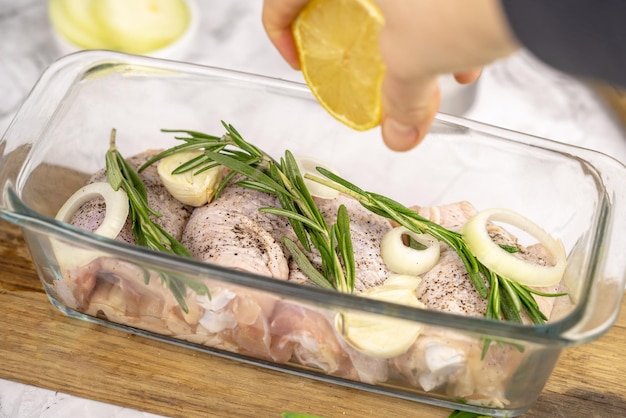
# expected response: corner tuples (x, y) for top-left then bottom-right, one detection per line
(380, 74), (441, 152)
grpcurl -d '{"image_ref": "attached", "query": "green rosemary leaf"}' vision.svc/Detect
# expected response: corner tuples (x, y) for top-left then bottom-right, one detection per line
(281, 412), (328, 418)
(469, 264), (490, 300)
(274, 186), (312, 252)
(204, 150), (289, 196)
(176, 274), (210, 297)
(499, 244), (520, 253)
(283, 153), (316, 210)
(265, 161), (314, 252)
(138, 142), (206, 172)
(214, 169), (238, 200)
(106, 129), (209, 313)
(259, 207), (327, 234)
(510, 282), (548, 323)
(448, 410), (493, 418)
(499, 277), (522, 312)
(499, 284), (523, 323)
(315, 166), (366, 195)
(193, 161), (222, 175)
(222, 122), (266, 159)
(486, 272), (500, 320)
(163, 272), (189, 312)
(336, 204), (355, 289)
(171, 153), (214, 174)
(236, 179), (280, 195)
(161, 129), (221, 140)
(407, 235), (428, 251)
(282, 238), (334, 289)
(522, 285), (568, 298)
(105, 148), (123, 190)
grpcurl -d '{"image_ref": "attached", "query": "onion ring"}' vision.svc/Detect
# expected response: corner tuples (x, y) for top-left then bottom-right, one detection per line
(462, 208), (566, 286)
(295, 155), (340, 199)
(55, 181), (129, 239)
(380, 226), (440, 276)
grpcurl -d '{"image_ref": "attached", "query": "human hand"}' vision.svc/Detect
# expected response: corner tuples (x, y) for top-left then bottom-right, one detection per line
(262, 0), (309, 70)
(262, 0), (519, 151)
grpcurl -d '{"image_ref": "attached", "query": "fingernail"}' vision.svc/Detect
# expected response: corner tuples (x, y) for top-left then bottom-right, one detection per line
(382, 118), (419, 151)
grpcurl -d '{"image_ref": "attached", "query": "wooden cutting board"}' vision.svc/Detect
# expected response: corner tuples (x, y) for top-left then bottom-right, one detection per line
(0, 218), (625, 417)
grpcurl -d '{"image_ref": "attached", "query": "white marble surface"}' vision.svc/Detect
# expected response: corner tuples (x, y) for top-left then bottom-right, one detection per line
(1, 1), (625, 417)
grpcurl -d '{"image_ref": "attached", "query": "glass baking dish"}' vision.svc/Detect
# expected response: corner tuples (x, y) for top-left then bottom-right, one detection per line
(1, 51), (625, 417)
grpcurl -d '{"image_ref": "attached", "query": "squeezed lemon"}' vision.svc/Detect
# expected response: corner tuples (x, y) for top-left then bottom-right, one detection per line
(293, 0), (386, 131)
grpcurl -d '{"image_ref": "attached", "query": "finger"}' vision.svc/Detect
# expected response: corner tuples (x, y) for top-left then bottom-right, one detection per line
(453, 67), (482, 84)
(380, 74), (441, 152)
(262, 0), (310, 69)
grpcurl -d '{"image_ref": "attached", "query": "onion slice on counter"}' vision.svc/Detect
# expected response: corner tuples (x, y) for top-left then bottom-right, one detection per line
(55, 181), (129, 239)
(380, 226), (440, 276)
(462, 208), (567, 286)
(295, 156), (340, 199)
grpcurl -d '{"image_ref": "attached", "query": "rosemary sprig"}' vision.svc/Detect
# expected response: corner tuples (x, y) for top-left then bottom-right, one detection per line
(306, 167), (566, 325)
(105, 129), (209, 312)
(139, 122), (356, 293)
(140, 122), (565, 325)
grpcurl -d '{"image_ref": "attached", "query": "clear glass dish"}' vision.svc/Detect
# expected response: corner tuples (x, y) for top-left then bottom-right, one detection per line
(1, 51), (625, 417)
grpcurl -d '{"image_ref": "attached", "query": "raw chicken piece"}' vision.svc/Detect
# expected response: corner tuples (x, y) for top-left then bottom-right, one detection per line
(192, 179), (295, 242)
(417, 247), (489, 317)
(413, 201), (477, 232)
(268, 301), (390, 384)
(269, 301), (355, 377)
(179, 180), (290, 359)
(217, 286), (281, 360)
(57, 257), (204, 336)
(182, 181), (291, 279)
(288, 194), (393, 291)
(413, 201), (561, 320)
(412, 202), (488, 317)
(70, 150), (194, 243)
(389, 201), (564, 407)
(183, 180), (393, 289)
(180, 182), (393, 373)
(389, 328), (520, 408)
(182, 204), (290, 279)
(335, 336), (390, 384)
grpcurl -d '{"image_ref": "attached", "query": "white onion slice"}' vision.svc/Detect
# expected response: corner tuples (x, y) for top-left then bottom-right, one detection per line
(55, 181), (129, 239)
(380, 226), (440, 276)
(53, 182), (129, 271)
(295, 155), (340, 199)
(462, 208), (566, 286)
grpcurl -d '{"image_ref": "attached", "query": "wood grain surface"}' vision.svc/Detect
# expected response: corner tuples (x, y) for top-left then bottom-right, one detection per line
(0, 219), (625, 418)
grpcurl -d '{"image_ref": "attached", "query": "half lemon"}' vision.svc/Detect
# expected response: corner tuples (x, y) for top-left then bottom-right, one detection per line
(293, 0), (386, 131)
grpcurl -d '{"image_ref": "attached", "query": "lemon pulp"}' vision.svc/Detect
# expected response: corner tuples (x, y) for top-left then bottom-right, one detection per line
(293, 0), (386, 131)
